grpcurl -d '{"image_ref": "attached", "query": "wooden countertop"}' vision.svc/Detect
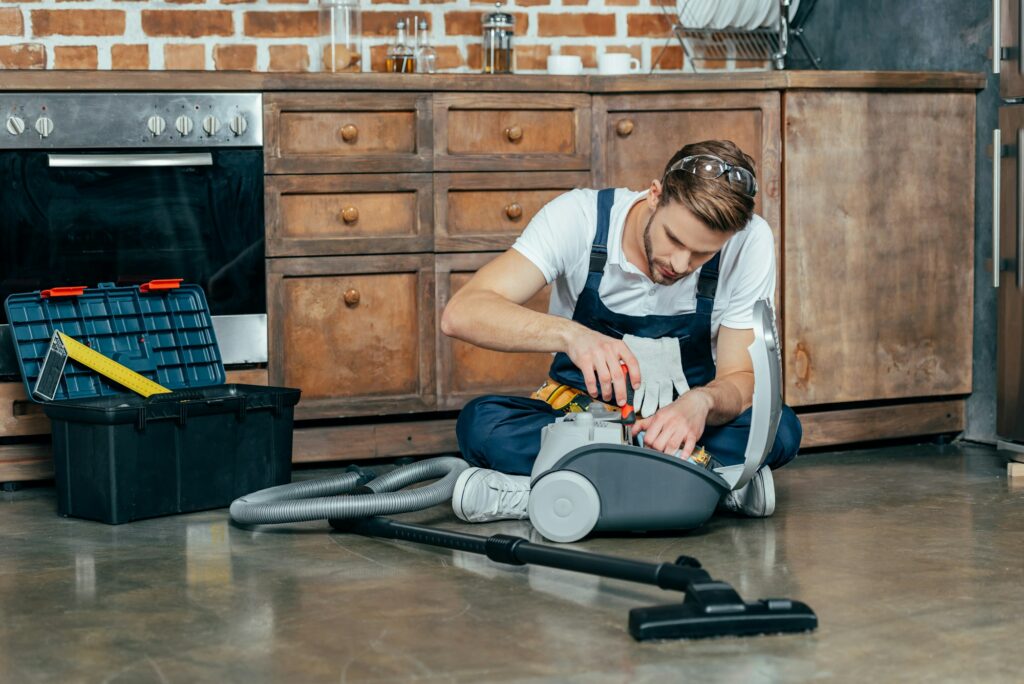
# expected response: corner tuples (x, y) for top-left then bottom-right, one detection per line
(0, 70), (986, 93)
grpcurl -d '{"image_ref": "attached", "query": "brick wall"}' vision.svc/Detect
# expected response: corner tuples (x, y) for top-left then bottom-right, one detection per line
(0, 1), (752, 73)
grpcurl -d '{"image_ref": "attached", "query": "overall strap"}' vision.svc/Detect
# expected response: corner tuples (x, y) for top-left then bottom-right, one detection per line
(695, 251), (722, 315)
(584, 188), (616, 291)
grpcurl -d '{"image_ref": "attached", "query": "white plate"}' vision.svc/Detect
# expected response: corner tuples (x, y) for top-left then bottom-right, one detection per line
(732, 0), (758, 29)
(709, 0), (740, 30)
(746, 0), (772, 30)
(681, 0), (717, 28)
(789, 0), (801, 22)
(762, 0), (780, 27)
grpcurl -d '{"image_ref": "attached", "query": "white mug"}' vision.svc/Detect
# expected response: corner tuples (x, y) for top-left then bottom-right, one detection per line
(547, 54), (583, 76)
(597, 53), (641, 75)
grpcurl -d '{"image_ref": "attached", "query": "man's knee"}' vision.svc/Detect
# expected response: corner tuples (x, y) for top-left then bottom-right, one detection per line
(769, 406), (802, 469)
(456, 396), (494, 467)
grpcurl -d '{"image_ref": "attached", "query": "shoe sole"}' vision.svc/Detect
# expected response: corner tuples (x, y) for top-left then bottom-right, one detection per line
(760, 466), (776, 517)
(451, 467), (484, 522)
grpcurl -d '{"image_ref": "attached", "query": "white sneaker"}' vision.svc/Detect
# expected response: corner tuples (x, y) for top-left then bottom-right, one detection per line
(452, 467), (531, 523)
(722, 466), (776, 518)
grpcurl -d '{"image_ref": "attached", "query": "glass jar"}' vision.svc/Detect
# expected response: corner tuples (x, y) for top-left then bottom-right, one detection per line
(319, 0), (362, 73)
(481, 3), (514, 74)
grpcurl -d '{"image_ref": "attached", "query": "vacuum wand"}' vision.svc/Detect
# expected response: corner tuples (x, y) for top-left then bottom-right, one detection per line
(337, 516), (818, 641)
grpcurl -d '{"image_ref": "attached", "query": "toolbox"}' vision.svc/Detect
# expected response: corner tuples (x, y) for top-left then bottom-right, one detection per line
(4, 281), (300, 524)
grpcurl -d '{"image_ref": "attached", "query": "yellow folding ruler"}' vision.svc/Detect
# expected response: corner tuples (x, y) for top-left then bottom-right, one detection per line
(33, 331), (171, 401)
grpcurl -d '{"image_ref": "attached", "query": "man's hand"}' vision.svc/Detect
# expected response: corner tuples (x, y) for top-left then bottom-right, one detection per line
(630, 389), (714, 458)
(565, 326), (641, 406)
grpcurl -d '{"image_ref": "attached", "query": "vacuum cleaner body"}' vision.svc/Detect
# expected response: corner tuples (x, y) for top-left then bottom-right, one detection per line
(528, 299), (783, 542)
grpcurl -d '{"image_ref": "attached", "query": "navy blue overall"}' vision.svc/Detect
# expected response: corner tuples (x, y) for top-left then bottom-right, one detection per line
(456, 189), (802, 476)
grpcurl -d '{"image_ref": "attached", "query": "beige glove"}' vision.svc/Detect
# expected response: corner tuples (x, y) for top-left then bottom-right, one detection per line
(622, 334), (691, 418)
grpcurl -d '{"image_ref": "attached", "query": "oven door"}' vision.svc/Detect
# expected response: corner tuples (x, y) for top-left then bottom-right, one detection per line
(0, 148), (265, 372)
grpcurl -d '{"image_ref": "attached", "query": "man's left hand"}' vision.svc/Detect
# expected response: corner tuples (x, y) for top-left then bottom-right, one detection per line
(630, 390), (714, 459)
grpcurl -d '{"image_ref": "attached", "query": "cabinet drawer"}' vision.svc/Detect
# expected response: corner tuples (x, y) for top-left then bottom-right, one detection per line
(434, 93), (590, 171)
(264, 93), (432, 174)
(435, 172), (588, 251)
(267, 255), (435, 419)
(267, 174), (433, 256)
(0, 382), (49, 437)
(436, 253), (553, 409)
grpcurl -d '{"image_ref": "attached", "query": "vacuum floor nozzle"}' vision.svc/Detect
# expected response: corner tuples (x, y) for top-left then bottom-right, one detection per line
(629, 593), (818, 641)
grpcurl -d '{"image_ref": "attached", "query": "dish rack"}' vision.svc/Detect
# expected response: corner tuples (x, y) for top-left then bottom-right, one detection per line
(652, 0), (821, 72)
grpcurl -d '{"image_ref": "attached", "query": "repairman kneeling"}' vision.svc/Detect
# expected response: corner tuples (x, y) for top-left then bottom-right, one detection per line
(440, 140), (802, 523)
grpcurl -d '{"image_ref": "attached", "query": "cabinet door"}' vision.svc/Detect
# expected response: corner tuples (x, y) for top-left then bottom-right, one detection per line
(434, 93), (591, 172)
(784, 91), (975, 406)
(267, 255), (435, 419)
(998, 105), (1024, 440)
(434, 171), (589, 251)
(593, 92), (782, 237)
(1000, 0), (1024, 98)
(436, 253), (553, 409)
(266, 173), (433, 256)
(264, 93), (432, 174)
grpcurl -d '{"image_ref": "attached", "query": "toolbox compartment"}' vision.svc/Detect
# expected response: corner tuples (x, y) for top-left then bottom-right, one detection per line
(4, 282), (300, 524)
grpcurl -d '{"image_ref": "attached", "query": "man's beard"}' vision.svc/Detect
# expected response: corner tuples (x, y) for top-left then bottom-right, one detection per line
(642, 214), (659, 283)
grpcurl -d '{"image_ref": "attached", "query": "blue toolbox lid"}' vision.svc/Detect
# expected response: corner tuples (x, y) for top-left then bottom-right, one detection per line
(4, 280), (225, 403)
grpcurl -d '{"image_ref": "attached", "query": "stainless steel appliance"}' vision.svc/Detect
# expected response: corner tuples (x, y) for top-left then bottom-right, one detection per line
(0, 92), (267, 376)
(995, 0), (1024, 456)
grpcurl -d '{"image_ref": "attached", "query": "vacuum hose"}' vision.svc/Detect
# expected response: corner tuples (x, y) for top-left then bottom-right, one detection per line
(229, 456), (469, 525)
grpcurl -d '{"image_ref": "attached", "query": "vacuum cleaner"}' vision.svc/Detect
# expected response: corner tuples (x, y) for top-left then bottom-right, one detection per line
(526, 298), (784, 542)
(229, 299), (817, 640)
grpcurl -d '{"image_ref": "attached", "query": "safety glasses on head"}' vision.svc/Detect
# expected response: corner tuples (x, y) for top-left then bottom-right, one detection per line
(665, 154), (758, 198)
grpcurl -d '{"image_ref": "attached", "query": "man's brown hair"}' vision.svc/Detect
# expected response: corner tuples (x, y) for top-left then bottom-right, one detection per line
(659, 140), (757, 233)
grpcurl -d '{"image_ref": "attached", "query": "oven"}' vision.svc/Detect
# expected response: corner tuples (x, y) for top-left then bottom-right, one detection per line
(0, 93), (266, 376)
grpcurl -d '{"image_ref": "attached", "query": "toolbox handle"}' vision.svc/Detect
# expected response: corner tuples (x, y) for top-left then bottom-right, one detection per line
(140, 279), (183, 293)
(40, 286), (87, 299)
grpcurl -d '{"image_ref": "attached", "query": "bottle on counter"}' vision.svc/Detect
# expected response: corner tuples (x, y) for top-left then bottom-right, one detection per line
(414, 19), (437, 74)
(386, 19), (415, 74)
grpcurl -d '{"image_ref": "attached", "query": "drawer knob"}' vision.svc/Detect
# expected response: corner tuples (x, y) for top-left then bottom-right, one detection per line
(504, 202), (523, 220)
(504, 125), (523, 143)
(344, 288), (361, 307)
(616, 119), (635, 137)
(340, 124), (359, 143)
(341, 206), (359, 224)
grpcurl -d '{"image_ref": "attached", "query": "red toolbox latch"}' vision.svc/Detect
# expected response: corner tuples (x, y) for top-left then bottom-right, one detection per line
(40, 286), (87, 299)
(140, 279), (183, 293)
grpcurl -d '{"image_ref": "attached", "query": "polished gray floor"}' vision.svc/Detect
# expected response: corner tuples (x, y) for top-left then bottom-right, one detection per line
(1, 443), (1021, 683)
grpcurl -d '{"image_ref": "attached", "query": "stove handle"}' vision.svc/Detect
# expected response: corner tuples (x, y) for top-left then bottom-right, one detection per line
(47, 153), (214, 168)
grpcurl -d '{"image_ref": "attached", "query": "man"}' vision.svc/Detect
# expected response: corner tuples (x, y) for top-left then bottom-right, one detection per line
(440, 140), (802, 524)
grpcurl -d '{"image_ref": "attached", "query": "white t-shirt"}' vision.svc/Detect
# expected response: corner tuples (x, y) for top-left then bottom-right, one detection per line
(511, 188), (776, 360)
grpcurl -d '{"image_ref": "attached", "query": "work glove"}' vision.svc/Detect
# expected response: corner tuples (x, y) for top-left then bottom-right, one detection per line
(622, 334), (690, 418)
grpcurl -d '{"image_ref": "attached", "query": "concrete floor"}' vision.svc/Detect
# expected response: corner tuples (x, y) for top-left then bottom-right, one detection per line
(0, 442), (1021, 683)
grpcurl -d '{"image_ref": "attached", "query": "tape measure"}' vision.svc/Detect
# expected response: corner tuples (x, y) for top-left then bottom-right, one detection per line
(33, 331), (171, 401)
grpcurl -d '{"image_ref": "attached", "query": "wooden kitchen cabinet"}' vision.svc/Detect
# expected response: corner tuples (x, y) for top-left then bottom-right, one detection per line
(264, 92), (433, 174)
(592, 92), (782, 237)
(266, 255), (436, 419)
(433, 93), (591, 172)
(435, 253), (554, 409)
(266, 173), (433, 256)
(782, 90), (975, 406)
(434, 171), (590, 251)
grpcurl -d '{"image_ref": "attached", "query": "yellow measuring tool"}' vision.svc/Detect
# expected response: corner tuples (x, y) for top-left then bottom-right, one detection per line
(33, 330), (171, 400)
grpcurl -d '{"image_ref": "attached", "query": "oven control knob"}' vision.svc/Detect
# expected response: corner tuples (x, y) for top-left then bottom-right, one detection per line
(229, 114), (248, 136)
(202, 115), (221, 136)
(34, 116), (54, 138)
(175, 115), (194, 136)
(147, 115), (166, 137)
(6, 116), (25, 135)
